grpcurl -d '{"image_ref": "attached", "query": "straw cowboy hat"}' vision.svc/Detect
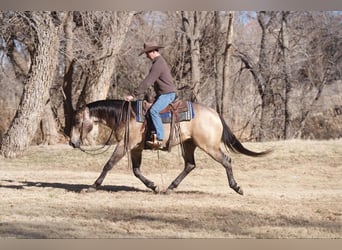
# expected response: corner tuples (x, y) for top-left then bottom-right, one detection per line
(138, 41), (164, 56)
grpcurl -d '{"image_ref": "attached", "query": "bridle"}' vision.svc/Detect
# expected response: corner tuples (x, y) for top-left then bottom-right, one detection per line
(77, 107), (115, 155)
(77, 101), (132, 160)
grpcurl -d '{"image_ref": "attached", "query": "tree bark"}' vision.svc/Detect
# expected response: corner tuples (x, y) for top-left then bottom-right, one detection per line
(257, 12), (286, 141)
(235, 12), (286, 141)
(62, 11), (75, 137)
(79, 11), (134, 104)
(181, 11), (206, 102)
(74, 11), (133, 145)
(214, 11), (223, 114)
(280, 12), (291, 139)
(221, 11), (234, 118)
(41, 101), (59, 145)
(0, 12), (63, 158)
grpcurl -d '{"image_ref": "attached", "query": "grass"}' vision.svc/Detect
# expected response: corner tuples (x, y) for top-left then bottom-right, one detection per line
(0, 139), (341, 238)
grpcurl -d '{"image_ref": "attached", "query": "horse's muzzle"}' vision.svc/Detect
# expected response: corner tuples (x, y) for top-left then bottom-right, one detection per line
(69, 140), (80, 148)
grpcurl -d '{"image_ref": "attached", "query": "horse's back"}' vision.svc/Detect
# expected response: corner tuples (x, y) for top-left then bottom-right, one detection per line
(180, 103), (223, 146)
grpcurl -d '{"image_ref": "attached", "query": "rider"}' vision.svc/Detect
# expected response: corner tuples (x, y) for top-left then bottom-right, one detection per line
(125, 41), (177, 149)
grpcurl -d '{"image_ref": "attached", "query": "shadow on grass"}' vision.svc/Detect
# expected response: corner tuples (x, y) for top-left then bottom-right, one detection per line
(93, 206), (341, 238)
(0, 179), (147, 193)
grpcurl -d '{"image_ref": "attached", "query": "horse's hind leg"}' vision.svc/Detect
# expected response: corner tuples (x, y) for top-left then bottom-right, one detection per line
(165, 140), (197, 193)
(131, 149), (159, 193)
(87, 142), (126, 192)
(208, 148), (243, 195)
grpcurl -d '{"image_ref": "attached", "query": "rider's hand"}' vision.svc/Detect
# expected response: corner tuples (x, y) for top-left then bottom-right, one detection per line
(125, 95), (134, 102)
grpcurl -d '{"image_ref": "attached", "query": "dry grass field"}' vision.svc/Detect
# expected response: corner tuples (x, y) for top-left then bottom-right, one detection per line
(0, 139), (341, 238)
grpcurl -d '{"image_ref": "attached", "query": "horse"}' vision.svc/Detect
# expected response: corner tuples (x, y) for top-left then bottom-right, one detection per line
(69, 99), (271, 195)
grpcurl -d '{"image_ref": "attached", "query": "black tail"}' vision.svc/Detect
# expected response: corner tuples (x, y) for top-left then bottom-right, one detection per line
(219, 115), (271, 157)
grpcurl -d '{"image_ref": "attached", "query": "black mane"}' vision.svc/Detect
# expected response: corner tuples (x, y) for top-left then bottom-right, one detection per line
(86, 99), (136, 126)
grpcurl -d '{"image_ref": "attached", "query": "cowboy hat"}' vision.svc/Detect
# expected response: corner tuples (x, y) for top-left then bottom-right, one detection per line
(138, 41), (164, 56)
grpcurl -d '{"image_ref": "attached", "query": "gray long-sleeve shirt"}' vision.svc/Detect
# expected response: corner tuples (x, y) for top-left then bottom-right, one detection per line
(134, 55), (176, 97)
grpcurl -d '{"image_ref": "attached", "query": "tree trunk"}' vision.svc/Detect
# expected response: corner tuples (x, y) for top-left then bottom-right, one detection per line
(75, 11), (133, 145)
(181, 11), (205, 103)
(214, 11), (223, 114)
(236, 12), (286, 141)
(257, 11), (285, 141)
(79, 11), (134, 104)
(62, 11), (75, 138)
(0, 12), (63, 158)
(41, 101), (59, 145)
(280, 12), (291, 139)
(221, 11), (234, 118)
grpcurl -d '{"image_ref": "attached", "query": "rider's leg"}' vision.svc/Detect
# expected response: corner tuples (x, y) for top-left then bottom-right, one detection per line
(149, 92), (176, 141)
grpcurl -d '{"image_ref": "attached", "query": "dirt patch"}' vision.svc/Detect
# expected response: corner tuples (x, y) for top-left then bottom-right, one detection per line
(0, 140), (341, 238)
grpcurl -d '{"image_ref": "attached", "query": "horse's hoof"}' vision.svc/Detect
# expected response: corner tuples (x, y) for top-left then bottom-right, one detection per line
(236, 186), (244, 195)
(152, 186), (160, 194)
(86, 186), (97, 193)
(161, 189), (172, 195)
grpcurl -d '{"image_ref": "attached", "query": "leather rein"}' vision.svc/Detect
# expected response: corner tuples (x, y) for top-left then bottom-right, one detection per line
(78, 101), (131, 157)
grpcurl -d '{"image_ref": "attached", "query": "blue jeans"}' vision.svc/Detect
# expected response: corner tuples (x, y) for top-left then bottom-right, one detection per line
(149, 92), (176, 140)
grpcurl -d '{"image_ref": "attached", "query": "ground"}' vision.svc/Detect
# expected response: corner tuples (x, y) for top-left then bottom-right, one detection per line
(0, 139), (341, 238)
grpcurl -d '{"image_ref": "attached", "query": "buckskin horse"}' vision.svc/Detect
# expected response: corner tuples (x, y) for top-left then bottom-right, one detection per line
(69, 99), (270, 195)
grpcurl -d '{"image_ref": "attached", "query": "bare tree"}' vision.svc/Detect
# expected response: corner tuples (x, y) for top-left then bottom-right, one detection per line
(280, 11), (291, 138)
(61, 11), (75, 138)
(110, 11), (170, 99)
(1, 11), (66, 157)
(211, 11), (235, 118)
(213, 11), (224, 113)
(1, 11), (340, 146)
(181, 11), (209, 102)
(75, 11), (134, 144)
(75, 11), (134, 105)
(291, 12), (341, 138)
(221, 11), (235, 117)
(235, 11), (287, 141)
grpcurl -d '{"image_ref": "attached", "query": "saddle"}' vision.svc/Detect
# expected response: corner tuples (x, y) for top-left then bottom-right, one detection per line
(136, 98), (194, 123)
(135, 98), (195, 151)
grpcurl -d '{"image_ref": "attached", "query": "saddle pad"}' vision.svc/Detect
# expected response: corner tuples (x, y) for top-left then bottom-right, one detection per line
(135, 100), (195, 123)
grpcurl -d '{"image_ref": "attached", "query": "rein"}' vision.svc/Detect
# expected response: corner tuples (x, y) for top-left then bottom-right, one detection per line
(77, 101), (132, 162)
(123, 101), (132, 168)
(79, 125), (115, 155)
(78, 102), (122, 156)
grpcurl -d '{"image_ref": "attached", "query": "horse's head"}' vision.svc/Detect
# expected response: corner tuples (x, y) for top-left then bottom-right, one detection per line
(69, 105), (94, 148)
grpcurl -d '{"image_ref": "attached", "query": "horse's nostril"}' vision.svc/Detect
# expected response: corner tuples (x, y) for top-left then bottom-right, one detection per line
(69, 141), (80, 148)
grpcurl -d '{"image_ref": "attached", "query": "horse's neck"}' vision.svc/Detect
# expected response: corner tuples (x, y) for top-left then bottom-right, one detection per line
(88, 101), (127, 129)
(88, 109), (111, 128)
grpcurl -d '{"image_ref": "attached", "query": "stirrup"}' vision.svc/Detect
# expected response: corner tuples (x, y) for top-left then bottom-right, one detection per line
(146, 140), (165, 150)
(146, 134), (165, 150)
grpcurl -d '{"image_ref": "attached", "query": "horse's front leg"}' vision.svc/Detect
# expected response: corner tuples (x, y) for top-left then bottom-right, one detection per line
(131, 148), (160, 193)
(86, 142), (126, 192)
